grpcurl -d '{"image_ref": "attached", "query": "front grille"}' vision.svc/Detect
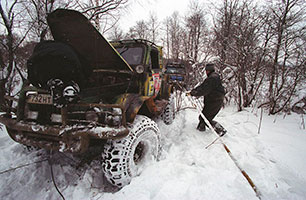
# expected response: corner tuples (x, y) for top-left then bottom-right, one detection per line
(24, 102), (124, 127)
(24, 103), (60, 124)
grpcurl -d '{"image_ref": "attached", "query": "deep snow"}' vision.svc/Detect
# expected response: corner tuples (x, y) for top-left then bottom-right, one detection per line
(0, 104), (306, 200)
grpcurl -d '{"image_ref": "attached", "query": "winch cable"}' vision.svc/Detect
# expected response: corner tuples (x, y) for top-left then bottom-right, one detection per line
(0, 152), (66, 199)
(0, 158), (48, 175)
(176, 83), (262, 200)
(48, 150), (66, 200)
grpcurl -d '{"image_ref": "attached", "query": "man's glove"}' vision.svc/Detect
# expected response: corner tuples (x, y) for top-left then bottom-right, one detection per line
(190, 90), (197, 96)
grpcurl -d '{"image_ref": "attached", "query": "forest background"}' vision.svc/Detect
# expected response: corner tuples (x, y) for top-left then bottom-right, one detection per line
(0, 0), (305, 115)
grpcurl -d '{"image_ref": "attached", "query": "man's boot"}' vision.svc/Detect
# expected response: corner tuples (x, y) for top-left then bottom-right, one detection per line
(196, 122), (206, 132)
(210, 120), (227, 136)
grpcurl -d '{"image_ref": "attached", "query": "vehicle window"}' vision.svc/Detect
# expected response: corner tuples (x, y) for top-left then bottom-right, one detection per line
(166, 66), (185, 74)
(116, 47), (144, 65)
(151, 49), (159, 69)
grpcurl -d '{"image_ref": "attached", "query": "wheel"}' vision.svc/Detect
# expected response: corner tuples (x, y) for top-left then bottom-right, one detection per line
(102, 115), (161, 187)
(162, 94), (175, 125)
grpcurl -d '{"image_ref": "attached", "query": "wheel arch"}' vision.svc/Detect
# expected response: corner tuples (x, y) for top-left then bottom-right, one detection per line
(117, 93), (167, 123)
(116, 93), (150, 123)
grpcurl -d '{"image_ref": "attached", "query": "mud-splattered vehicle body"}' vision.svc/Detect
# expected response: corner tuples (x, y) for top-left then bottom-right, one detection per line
(0, 9), (174, 187)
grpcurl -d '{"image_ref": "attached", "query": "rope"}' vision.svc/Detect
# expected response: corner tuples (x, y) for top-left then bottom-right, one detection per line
(187, 96), (223, 149)
(177, 83), (262, 200)
(223, 144), (262, 199)
(0, 159), (48, 175)
(48, 150), (66, 200)
(258, 107), (264, 134)
(0, 151), (71, 200)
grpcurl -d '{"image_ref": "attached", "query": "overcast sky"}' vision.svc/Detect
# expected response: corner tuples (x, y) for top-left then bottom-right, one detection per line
(118, 0), (266, 32)
(119, 0), (191, 31)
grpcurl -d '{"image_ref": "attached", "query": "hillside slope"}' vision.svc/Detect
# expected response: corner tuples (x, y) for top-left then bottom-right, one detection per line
(0, 106), (305, 200)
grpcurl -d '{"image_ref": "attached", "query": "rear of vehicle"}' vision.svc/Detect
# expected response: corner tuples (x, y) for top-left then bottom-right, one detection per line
(165, 62), (186, 86)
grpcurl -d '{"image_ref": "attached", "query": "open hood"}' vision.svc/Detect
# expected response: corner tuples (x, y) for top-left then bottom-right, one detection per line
(47, 9), (133, 72)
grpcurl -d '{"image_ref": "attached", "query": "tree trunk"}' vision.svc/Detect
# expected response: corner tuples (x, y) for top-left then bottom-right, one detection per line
(0, 79), (7, 112)
(268, 0), (290, 114)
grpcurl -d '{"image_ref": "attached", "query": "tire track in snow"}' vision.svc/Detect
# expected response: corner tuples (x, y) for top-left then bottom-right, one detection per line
(155, 109), (259, 200)
(158, 109), (213, 163)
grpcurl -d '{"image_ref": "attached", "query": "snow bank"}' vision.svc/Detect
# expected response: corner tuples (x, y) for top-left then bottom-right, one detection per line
(0, 106), (305, 200)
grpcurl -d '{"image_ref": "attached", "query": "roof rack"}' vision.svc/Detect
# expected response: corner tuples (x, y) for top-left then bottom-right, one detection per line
(110, 39), (159, 48)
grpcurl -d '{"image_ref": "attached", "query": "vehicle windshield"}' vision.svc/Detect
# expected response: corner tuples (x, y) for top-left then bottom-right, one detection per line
(115, 46), (144, 65)
(166, 66), (186, 74)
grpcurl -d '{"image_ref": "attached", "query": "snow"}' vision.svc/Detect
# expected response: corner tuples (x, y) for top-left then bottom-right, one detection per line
(1, 105), (306, 200)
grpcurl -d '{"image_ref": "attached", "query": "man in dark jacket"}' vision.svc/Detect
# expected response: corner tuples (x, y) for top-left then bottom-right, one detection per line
(190, 64), (225, 133)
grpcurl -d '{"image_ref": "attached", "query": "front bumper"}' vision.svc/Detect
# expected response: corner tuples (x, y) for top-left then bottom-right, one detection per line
(0, 115), (128, 153)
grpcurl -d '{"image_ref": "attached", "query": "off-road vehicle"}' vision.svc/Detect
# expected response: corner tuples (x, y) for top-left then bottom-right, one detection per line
(0, 9), (175, 187)
(165, 61), (187, 87)
(165, 61), (187, 90)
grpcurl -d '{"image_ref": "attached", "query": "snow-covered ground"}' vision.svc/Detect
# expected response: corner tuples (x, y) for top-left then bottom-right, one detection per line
(0, 105), (306, 200)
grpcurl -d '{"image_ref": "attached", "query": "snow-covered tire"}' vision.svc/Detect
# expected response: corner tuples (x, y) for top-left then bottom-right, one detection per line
(102, 115), (161, 187)
(162, 94), (175, 125)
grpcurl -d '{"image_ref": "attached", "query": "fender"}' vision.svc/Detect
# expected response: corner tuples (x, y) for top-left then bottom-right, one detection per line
(116, 93), (149, 123)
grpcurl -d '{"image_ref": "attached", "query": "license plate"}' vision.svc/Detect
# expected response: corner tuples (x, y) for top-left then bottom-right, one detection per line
(27, 94), (53, 105)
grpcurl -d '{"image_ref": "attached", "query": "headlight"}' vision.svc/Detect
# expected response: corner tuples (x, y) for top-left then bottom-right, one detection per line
(63, 82), (80, 103)
(105, 114), (121, 126)
(26, 111), (38, 120)
(113, 108), (122, 115)
(51, 114), (62, 123)
(84, 108), (122, 126)
(135, 65), (144, 74)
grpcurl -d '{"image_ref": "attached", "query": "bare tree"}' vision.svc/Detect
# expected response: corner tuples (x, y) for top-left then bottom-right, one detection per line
(0, 47), (6, 111)
(161, 17), (171, 59)
(21, 0), (128, 40)
(0, 0), (27, 111)
(212, 0), (305, 113)
(212, 0), (239, 69)
(183, 0), (208, 63)
(126, 20), (149, 39)
(22, 0), (73, 41)
(212, 0), (268, 110)
(77, 0), (129, 34)
(147, 12), (159, 43)
(0, 1), (17, 81)
(167, 12), (183, 60)
(125, 12), (160, 42)
(108, 24), (124, 40)
(263, 0), (306, 114)
(214, 0), (254, 110)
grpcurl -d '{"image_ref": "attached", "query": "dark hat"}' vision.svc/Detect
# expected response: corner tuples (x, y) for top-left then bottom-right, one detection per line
(205, 64), (215, 72)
